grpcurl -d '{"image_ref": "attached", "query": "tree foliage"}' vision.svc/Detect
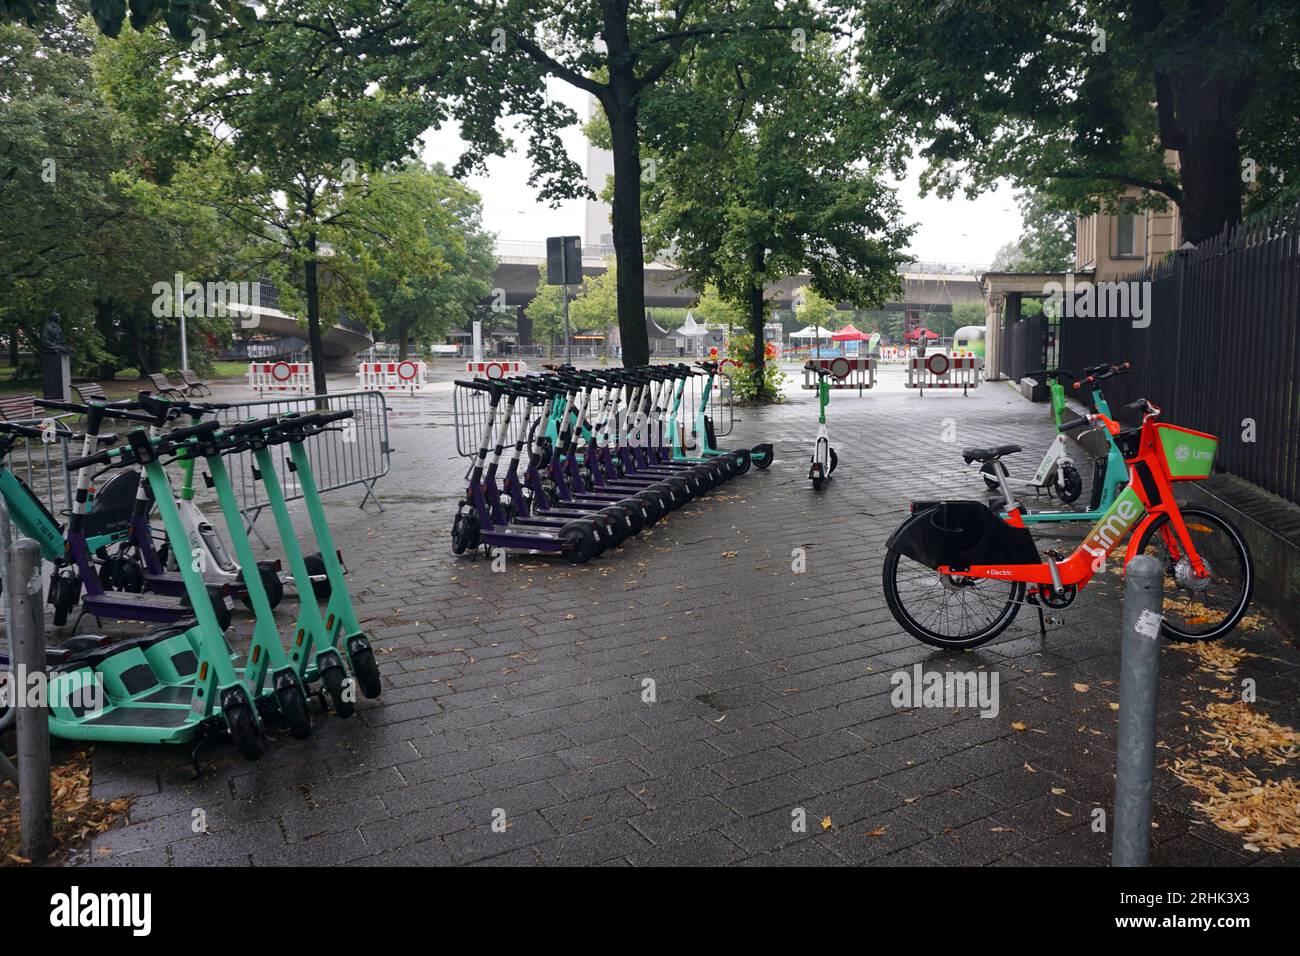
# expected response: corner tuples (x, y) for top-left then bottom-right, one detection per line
(638, 28), (911, 399)
(857, 0), (1300, 244)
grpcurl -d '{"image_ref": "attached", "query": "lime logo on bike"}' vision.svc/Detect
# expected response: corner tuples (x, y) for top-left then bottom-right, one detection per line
(1084, 486), (1145, 557)
(1157, 424), (1218, 480)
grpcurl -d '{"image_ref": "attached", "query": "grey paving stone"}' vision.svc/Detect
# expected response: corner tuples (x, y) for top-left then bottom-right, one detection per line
(74, 369), (1296, 868)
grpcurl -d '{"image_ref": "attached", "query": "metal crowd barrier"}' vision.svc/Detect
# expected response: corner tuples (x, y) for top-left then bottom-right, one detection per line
(210, 390), (391, 543)
(0, 393), (390, 552)
(452, 368), (733, 459)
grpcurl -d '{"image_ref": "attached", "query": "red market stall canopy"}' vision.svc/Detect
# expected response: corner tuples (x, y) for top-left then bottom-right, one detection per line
(831, 323), (865, 341)
(905, 327), (940, 341)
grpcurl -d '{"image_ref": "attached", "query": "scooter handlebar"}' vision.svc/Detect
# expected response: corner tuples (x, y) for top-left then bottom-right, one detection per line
(224, 416), (280, 438)
(166, 419), (222, 444)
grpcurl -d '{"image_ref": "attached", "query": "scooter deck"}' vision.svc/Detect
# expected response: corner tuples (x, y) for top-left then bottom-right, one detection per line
(82, 588), (222, 625)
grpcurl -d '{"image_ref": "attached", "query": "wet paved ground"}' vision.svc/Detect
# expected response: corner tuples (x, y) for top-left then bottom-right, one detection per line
(57, 362), (1300, 866)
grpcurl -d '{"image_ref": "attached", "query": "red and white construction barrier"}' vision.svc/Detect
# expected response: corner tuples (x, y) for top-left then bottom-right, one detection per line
(802, 356), (876, 391)
(465, 360), (528, 379)
(905, 353), (982, 395)
(246, 361), (314, 393)
(357, 360), (433, 393)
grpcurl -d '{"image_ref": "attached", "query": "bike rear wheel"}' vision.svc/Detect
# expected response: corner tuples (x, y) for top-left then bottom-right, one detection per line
(882, 548), (1025, 649)
(1133, 507), (1252, 641)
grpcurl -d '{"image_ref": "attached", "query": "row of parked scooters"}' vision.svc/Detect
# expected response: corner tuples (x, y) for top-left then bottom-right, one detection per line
(452, 361), (774, 563)
(0, 393), (381, 765)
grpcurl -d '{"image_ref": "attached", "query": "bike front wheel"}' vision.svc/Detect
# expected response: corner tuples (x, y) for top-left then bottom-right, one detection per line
(1133, 507), (1253, 641)
(882, 548), (1026, 649)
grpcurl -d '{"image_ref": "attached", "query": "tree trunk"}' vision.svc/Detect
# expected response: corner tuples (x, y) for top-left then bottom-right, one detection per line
(93, 298), (118, 379)
(304, 232), (328, 395)
(748, 279), (768, 401)
(397, 318), (410, 360)
(606, 92), (649, 367)
(1167, 76), (1243, 244)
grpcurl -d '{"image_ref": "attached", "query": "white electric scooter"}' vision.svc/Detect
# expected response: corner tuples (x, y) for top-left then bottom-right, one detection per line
(805, 363), (837, 490)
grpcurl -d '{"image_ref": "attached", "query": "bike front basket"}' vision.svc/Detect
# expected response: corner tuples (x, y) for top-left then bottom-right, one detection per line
(1155, 423), (1217, 481)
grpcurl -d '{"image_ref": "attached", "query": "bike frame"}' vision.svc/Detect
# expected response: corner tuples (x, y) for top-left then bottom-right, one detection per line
(940, 403), (1210, 591)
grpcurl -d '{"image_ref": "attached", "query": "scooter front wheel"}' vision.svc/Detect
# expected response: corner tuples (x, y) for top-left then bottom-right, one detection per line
(275, 682), (312, 740)
(347, 637), (383, 699)
(321, 664), (355, 718)
(1054, 462), (1083, 503)
(225, 699), (266, 760)
(882, 548), (1025, 649)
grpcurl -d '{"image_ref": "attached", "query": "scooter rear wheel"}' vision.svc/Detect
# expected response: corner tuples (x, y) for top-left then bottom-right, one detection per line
(650, 481), (683, 509)
(614, 499), (646, 535)
(980, 460), (1010, 490)
(633, 491), (664, 525)
(731, 450), (752, 476)
(303, 553), (334, 598)
(598, 507), (632, 545)
(238, 564), (285, 610)
(559, 521), (600, 564)
(181, 589), (233, 632)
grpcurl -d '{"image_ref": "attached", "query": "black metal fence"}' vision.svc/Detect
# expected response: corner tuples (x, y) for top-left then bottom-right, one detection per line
(1059, 203), (1300, 504)
(1004, 312), (1048, 382)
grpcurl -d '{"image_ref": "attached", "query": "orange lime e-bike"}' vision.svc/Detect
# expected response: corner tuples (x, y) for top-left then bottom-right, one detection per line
(883, 396), (1253, 649)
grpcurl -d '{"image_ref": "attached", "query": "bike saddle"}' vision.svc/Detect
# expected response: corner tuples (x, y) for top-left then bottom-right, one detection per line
(961, 444), (1022, 464)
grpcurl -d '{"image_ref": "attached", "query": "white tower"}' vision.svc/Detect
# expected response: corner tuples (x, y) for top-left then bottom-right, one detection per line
(584, 94), (615, 249)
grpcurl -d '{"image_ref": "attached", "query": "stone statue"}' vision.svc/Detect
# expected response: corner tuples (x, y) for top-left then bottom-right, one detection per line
(39, 311), (71, 355)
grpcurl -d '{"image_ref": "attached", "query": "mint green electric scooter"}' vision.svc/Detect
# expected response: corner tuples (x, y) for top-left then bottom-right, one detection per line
(247, 411), (382, 715)
(45, 422), (267, 759)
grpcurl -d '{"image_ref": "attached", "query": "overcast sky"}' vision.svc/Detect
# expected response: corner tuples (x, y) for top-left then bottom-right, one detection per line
(421, 77), (1022, 269)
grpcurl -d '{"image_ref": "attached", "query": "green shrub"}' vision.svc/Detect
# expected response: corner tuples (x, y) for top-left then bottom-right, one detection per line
(724, 331), (787, 403)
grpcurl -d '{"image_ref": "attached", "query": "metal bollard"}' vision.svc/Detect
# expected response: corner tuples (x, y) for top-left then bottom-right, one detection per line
(10, 537), (53, 860)
(1111, 553), (1165, 867)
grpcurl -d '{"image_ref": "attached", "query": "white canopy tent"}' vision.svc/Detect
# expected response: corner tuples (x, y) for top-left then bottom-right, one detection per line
(789, 324), (834, 340)
(674, 311), (708, 338)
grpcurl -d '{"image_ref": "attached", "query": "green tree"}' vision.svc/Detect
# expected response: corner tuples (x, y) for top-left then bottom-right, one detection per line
(793, 287), (841, 332)
(1, 16), (241, 379)
(524, 264), (566, 356)
(2, 0), (251, 42)
(352, 0), (841, 368)
(691, 286), (745, 331)
(640, 31), (911, 399)
(568, 260), (618, 351)
(99, 4), (445, 393)
(366, 165), (496, 359)
(858, 0), (1300, 244)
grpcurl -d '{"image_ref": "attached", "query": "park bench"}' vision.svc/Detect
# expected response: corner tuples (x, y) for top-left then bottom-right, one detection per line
(0, 394), (37, 421)
(71, 382), (108, 404)
(146, 371), (189, 398)
(178, 369), (213, 396)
